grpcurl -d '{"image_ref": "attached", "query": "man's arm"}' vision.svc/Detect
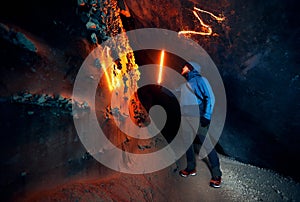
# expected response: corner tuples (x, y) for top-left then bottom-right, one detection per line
(200, 77), (215, 120)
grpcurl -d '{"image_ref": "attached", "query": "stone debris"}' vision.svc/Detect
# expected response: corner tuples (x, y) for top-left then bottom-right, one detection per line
(130, 98), (147, 126)
(77, 0), (86, 6)
(137, 144), (151, 151)
(14, 32), (37, 52)
(91, 33), (98, 44)
(86, 21), (100, 31)
(77, 0), (124, 44)
(103, 105), (130, 124)
(0, 23), (37, 52)
(10, 92), (90, 116)
(94, 58), (101, 68)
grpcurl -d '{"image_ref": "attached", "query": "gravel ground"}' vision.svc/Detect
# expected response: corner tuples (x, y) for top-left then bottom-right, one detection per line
(219, 155), (300, 202)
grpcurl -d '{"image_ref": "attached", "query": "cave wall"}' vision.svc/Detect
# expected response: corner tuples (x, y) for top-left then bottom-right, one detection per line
(0, 102), (112, 200)
(0, 0), (181, 200)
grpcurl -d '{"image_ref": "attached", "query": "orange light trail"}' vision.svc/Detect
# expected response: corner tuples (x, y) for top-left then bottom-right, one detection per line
(178, 7), (225, 36)
(157, 50), (165, 84)
(103, 63), (113, 91)
(194, 7), (225, 22)
(102, 47), (114, 91)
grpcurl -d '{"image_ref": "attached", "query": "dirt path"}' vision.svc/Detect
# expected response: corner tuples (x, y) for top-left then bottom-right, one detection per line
(219, 155), (300, 202)
(172, 155), (300, 202)
(171, 157), (234, 202)
(18, 154), (300, 202)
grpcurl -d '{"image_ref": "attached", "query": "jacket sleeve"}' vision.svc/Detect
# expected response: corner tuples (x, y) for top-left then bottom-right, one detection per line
(195, 77), (215, 120)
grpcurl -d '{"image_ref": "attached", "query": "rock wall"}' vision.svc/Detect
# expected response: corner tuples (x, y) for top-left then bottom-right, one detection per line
(0, 0), (174, 200)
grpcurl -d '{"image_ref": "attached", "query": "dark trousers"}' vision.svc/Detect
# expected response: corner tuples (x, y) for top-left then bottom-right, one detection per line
(185, 124), (222, 177)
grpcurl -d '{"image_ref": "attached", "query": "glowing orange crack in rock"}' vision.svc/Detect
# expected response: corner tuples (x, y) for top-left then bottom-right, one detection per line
(178, 7), (225, 36)
(101, 46), (114, 91)
(103, 63), (114, 91)
(157, 50), (165, 84)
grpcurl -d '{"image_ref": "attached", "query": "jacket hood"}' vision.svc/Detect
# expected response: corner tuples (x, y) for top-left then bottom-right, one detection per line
(187, 69), (201, 81)
(188, 61), (201, 73)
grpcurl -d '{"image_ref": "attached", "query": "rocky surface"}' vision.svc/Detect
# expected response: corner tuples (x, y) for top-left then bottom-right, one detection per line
(77, 0), (124, 43)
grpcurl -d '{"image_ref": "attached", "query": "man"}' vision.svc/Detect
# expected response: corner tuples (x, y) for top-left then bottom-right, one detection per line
(178, 61), (222, 188)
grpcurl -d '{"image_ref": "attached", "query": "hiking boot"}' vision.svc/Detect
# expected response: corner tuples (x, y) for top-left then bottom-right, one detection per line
(179, 169), (197, 177)
(210, 176), (221, 188)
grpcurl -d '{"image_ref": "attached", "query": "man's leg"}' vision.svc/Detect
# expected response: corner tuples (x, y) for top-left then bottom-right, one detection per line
(179, 144), (197, 177)
(179, 117), (198, 177)
(186, 144), (196, 171)
(197, 126), (222, 177)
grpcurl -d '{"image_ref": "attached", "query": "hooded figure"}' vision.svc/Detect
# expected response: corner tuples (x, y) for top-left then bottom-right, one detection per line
(180, 61), (215, 121)
(178, 61), (222, 188)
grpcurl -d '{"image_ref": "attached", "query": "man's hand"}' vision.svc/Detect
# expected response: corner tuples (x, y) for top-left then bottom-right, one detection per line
(200, 117), (210, 127)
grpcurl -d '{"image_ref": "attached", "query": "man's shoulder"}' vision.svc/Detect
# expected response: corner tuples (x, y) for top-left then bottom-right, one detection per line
(189, 76), (212, 90)
(190, 75), (206, 83)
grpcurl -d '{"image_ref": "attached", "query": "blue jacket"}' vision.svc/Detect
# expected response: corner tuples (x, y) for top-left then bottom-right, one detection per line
(180, 69), (215, 120)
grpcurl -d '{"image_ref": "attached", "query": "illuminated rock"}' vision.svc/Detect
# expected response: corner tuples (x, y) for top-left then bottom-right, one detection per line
(86, 21), (99, 31)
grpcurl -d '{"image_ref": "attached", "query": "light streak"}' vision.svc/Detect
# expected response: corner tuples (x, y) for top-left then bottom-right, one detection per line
(178, 7), (225, 36)
(157, 50), (165, 84)
(103, 63), (113, 91)
(193, 7), (225, 22)
(102, 46), (113, 91)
